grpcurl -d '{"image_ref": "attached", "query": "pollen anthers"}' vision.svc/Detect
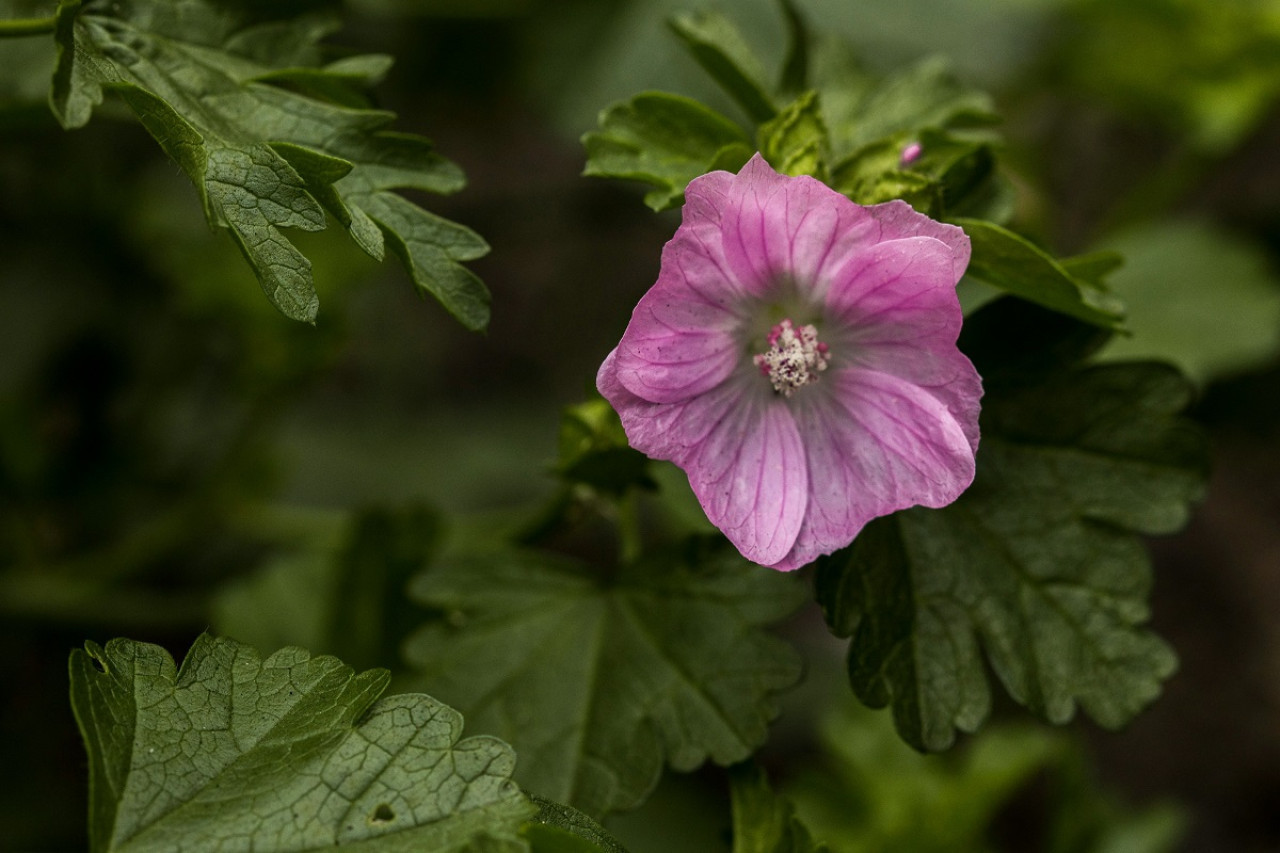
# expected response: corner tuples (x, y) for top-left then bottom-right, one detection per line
(753, 318), (830, 397)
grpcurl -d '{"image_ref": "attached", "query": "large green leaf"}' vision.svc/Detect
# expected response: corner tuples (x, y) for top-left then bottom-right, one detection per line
(403, 539), (805, 817)
(815, 300), (1208, 751)
(69, 634), (534, 852)
(49, 0), (488, 327)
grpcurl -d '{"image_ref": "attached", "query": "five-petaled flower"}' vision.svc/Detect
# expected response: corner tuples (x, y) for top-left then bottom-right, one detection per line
(597, 153), (982, 570)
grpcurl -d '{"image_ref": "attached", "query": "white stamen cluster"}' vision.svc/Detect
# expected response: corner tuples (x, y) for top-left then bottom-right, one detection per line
(753, 319), (830, 397)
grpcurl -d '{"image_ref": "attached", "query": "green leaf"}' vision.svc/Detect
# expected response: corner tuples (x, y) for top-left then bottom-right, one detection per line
(818, 55), (998, 163)
(815, 300), (1208, 752)
(1096, 220), (1280, 383)
(758, 89), (827, 180)
(402, 539), (805, 817)
(583, 91), (753, 211)
(524, 795), (630, 853)
(955, 218), (1127, 330)
(730, 763), (828, 853)
(668, 9), (776, 125)
(49, 0), (489, 327)
(69, 634), (535, 853)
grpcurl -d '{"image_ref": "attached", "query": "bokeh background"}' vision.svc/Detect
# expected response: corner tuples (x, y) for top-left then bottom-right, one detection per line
(3, 0), (1280, 849)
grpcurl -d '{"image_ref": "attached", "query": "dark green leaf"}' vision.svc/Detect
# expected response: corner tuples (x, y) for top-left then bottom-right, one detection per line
(955, 218), (1127, 330)
(49, 0), (488, 327)
(668, 9), (776, 124)
(583, 91), (753, 211)
(815, 304), (1207, 751)
(70, 634), (534, 852)
(403, 539), (805, 816)
(730, 763), (828, 853)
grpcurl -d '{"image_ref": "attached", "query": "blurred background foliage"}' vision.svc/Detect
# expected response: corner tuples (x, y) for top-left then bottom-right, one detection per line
(3, 0), (1280, 849)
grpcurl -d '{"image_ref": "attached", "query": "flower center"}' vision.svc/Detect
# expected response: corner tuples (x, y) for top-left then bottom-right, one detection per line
(752, 318), (830, 397)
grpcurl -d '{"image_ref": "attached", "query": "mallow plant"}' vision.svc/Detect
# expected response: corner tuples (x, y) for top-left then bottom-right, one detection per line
(1, 0), (1214, 850)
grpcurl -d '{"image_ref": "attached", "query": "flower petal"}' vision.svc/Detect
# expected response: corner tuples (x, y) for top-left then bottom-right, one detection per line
(717, 154), (880, 299)
(600, 350), (807, 567)
(866, 199), (971, 282)
(827, 235), (963, 332)
(775, 366), (978, 570)
(613, 173), (753, 403)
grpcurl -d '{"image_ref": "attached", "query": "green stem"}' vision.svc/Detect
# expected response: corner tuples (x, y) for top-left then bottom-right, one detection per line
(0, 15), (57, 37)
(615, 491), (643, 565)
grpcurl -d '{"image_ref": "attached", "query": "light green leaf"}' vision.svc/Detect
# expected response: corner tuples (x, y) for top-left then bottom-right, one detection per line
(1097, 220), (1280, 383)
(730, 763), (828, 853)
(49, 0), (488, 327)
(758, 89), (827, 179)
(815, 300), (1207, 752)
(955, 218), (1127, 330)
(524, 795), (630, 853)
(583, 91), (753, 211)
(668, 9), (777, 125)
(403, 539), (805, 817)
(70, 634), (535, 853)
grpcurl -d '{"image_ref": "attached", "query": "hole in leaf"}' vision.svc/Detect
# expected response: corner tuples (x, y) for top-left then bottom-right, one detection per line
(91, 655), (107, 673)
(370, 804), (395, 824)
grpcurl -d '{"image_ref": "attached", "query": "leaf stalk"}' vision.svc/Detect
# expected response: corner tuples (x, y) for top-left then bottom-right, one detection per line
(0, 15), (56, 37)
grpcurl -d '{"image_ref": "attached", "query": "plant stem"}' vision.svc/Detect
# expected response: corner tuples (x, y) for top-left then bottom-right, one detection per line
(0, 16), (57, 37)
(615, 491), (643, 565)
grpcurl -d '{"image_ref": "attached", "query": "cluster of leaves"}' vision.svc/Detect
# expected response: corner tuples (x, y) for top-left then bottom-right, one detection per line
(48, 0), (490, 327)
(21, 0), (1227, 849)
(583, 1), (1209, 752)
(583, 1), (1126, 334)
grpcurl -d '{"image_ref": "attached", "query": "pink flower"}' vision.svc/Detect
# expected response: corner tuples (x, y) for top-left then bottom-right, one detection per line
(597, 154), (982, 570)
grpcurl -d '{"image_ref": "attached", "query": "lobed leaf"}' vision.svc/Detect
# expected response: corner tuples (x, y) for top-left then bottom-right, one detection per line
(49, 0), (488, 327)
(403, 540), (805, 817)
(815, 300), (1208, 752)
(582, 91), (753, 211)
(69, 634), (534, 852)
